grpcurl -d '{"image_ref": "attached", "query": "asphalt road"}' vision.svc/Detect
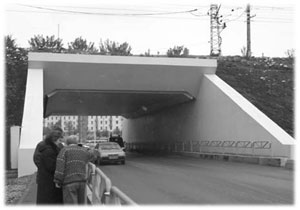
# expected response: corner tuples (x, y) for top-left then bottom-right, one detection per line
(99, 153), (294, 205)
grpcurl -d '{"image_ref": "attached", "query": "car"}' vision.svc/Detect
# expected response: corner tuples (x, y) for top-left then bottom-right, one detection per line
(86, 138), (109, 148)
(94, 142), (126, 165)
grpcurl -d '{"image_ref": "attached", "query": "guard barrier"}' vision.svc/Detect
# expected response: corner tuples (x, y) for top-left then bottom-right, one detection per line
(85, 162), (137, 205)
(126, 140), (273, 157)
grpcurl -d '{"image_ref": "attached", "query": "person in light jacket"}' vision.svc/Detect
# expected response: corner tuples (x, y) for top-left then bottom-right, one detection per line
(54, 135), (96, 204)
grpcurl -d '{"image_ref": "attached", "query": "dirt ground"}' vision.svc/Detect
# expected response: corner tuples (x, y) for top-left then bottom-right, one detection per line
(5, 173), (34, 205)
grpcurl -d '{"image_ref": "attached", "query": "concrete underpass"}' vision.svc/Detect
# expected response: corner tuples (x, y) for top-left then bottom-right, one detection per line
(17, 52), (294, 177)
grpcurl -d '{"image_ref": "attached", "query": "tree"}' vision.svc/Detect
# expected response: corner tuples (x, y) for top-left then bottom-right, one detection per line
(68, 37), (98, 54)
(54, 119), (62, 128)
(241, 46), (247, 57)
(96, 130), (101, 138)
(140, 49), (153, 57)
(167, 45), (189, 57)
(28, 35), (64, 53)
(64, 120), (76, 135)
(5, 35), (28, 127)
(43, 126), (52, 136)
(99, 39), (132, 56)
(285, 49), (295, 59)
(100, 129), (109, 137)
(112, 127), (122, 136)
(5, 35), (28, 169)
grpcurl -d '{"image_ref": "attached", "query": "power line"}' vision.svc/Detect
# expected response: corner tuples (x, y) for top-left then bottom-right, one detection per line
(251, 6), (294, 11)
(223, 11), (245, 23)
(35, 5), (178, 13)
(10, 4), (294, 23)
(6, 9), (211, 21)
(8, 9), (292, 23)
(18, 4), (199, 16)
(252, 20), (293, 23)
(36, 4), (208, 12)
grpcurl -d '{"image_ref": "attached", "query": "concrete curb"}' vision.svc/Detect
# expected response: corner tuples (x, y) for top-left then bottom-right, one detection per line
(174, 152), (294, 170)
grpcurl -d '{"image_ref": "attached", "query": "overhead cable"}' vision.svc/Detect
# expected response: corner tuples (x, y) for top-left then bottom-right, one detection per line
(18, 4), (198, 16)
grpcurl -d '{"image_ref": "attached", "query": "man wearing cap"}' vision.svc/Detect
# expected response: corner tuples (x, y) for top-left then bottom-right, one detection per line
(54, 135), (96, 204)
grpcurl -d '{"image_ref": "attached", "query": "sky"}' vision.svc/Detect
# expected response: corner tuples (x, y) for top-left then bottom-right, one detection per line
(2, 0), (298, 57)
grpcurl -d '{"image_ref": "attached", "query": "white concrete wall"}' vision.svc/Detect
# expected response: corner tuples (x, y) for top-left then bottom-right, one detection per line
(10, 126), (20, 169)
(18, 68), (44, 177)
(123, 74), (294, 158)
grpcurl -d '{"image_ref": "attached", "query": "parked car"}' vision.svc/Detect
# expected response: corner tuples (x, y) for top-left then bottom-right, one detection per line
(94, 142), (125, 165)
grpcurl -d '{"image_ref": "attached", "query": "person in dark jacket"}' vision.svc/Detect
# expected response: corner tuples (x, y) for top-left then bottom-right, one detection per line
(33, 127), (64, 184)
(35, 129), (64, 204)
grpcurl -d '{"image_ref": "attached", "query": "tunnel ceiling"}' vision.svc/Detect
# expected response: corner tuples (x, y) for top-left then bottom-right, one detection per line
(28, 52), (217, 119)
(45, 90), (194, 118)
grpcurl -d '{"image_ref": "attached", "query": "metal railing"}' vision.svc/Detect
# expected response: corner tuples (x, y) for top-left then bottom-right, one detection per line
(86, 162), (137, 205)
(109, 186), (137, 205)
(126, 140), (272, 156)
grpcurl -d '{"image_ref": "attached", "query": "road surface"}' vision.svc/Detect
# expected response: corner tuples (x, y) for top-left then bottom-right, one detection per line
(99, 153), (293, 205)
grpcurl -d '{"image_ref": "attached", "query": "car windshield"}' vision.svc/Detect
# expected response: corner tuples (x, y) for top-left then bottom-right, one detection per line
(99, 144), (120, 150)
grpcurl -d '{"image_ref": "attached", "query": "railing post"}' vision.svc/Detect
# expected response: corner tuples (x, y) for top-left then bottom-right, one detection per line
(85, 162), (96, 204)
(90, 164), (97, 203)
(95, 167), (112, 204)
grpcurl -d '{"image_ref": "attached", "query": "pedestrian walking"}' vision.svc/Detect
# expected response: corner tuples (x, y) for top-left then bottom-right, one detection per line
(34, 129), (64, 204)
(54, 135), (96, 204)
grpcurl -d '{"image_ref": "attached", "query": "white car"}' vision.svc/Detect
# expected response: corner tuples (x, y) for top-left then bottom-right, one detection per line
(95, 142), (126, 165)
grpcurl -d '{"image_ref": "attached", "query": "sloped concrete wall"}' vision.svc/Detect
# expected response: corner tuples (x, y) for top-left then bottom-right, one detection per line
(123, 74), (294, 158)
(18, 69), (44, 177)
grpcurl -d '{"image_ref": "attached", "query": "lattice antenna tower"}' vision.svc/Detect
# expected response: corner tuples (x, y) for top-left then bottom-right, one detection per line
(210, 4), (222, 56)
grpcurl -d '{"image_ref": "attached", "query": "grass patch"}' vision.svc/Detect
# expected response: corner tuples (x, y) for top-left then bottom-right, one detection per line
(216, 56), (294, 137)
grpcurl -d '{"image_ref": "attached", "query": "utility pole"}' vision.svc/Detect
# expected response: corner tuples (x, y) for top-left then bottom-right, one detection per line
(94, 116), (98, 139)
(246, 4), (251, 58)
(210, 4), (223, 57)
